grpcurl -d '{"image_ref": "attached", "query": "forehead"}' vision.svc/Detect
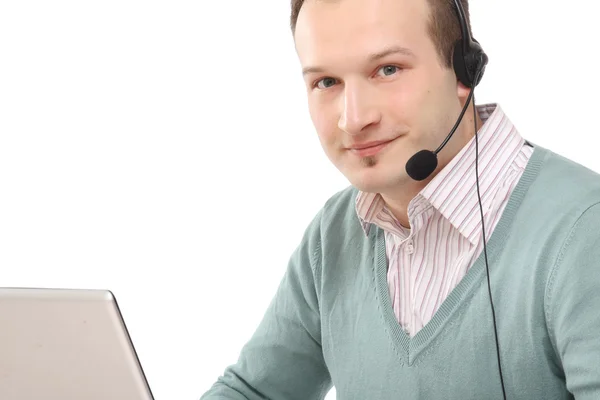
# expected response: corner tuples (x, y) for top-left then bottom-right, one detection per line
(294, 0), (432, 63)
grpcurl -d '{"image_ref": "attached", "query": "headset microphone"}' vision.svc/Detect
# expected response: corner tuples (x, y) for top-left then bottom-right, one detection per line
(405, 0), (488, 182)
(403, 1), (507, 399)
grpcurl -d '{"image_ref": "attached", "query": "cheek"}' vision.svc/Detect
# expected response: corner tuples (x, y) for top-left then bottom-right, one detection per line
(380, 79), (423, 128)
(390, 84), (439, 136)
(309, 101), (340, 148)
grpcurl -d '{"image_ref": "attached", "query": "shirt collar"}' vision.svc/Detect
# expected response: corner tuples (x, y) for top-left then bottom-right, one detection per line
(355, 103), (527, 244)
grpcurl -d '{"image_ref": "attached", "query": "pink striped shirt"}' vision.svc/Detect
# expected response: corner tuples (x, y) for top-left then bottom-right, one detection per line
(355, 103), (534, 337)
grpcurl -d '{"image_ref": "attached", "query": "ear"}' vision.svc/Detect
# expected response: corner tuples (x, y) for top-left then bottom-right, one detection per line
(456, 80), (471, 102)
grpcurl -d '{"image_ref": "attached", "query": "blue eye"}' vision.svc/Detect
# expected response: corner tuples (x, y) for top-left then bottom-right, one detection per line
(315, 77), (337, 89)
(378, 65), (400, 76)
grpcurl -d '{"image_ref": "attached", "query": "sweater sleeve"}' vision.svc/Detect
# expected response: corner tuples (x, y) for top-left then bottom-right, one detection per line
(546, 202), (600, 399)
(199, 209), (333, 400)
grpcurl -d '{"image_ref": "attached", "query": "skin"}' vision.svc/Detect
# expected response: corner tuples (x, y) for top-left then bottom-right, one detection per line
(293, 0), (484, 228)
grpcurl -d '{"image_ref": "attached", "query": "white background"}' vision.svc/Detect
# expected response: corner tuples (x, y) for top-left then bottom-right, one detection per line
(1, 0), (599, 399)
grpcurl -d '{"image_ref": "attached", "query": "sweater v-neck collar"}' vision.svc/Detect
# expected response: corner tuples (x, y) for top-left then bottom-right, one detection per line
(371, 143), (548, 365)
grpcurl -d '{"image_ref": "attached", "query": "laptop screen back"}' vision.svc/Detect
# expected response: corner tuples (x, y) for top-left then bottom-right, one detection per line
(0, 288), (154, 400)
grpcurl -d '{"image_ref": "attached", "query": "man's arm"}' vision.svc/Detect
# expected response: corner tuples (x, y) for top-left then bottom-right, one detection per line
(199, 209), (333, 400)
(547, 202), (600, 399)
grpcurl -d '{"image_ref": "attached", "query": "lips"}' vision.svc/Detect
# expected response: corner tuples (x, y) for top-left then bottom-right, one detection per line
(349, 139), (394, 157)
(349, 140), (392, 150)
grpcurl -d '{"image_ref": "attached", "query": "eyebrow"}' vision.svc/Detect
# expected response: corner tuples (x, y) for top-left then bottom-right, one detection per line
(301, 45), (415, 76)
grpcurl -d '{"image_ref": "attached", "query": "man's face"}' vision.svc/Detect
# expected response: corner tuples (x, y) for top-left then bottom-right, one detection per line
(294, 0), (470, 195)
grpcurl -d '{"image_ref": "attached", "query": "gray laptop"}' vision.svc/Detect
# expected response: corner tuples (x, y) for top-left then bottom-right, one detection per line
(0, 288), (154, 400)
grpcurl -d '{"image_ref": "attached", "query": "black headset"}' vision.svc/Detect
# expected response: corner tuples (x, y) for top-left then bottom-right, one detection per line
(452, 0), (488, 88)
(404, 0), (488, 180)
(405, 1), (507, 399)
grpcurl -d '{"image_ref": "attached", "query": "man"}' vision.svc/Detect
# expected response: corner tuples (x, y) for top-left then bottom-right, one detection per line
(200, 0), (600, 398)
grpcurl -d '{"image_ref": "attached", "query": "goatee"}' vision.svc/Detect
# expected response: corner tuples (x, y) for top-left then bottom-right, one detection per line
(360, 156), (377, 168)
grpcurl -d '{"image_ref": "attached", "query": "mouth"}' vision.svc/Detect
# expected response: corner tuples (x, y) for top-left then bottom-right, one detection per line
(348, 138), (396, 157)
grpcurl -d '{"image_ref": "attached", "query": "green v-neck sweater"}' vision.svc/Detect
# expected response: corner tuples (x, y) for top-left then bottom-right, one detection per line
(200, 144), (600, 399)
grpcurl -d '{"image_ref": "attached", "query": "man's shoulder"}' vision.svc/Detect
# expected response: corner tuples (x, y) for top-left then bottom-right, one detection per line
(315, 185), (364, 236)
(322, 185), (358, 214)
(537, 147), (600, 202)
(521, 146), (600, 233)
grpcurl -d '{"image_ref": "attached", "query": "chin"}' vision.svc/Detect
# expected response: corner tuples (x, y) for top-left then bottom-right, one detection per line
(334, 147), (410, 192)
(347, 166), (404, 194)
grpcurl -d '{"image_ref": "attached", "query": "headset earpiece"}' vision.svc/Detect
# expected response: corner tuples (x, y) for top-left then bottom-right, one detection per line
(451, 0), (489, 88)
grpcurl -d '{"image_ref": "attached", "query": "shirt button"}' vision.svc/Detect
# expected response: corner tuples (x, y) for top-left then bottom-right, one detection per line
(407, 241), (414, 254)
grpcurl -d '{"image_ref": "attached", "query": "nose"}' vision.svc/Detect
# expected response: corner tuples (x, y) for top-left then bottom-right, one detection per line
(338, 81), (382, 135)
